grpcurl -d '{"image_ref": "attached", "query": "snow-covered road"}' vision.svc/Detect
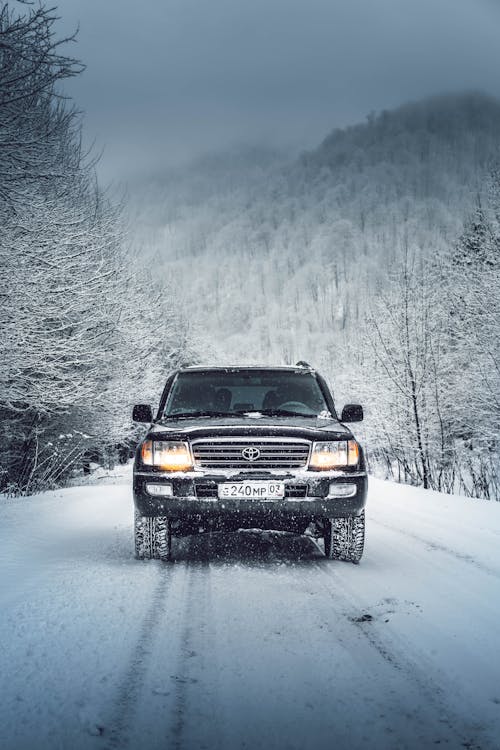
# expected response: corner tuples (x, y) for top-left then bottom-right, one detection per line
(1, 469), (500, 750)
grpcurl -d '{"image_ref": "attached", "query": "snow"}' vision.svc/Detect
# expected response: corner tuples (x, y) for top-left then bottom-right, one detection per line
(1, 469), (500, 749)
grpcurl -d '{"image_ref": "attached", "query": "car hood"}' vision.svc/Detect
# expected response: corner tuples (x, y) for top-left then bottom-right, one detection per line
(148, 415), (352, 441)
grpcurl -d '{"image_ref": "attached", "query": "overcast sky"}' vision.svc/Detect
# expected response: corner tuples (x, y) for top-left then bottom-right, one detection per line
(56, 0), (500, 181)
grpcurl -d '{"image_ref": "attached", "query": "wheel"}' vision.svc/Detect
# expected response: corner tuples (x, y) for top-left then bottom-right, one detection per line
(134, 510), (172, 560)
(323, 511), (365, 563)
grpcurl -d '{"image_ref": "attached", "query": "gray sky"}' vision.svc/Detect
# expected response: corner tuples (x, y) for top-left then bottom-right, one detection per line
(56, 0), (500, 181)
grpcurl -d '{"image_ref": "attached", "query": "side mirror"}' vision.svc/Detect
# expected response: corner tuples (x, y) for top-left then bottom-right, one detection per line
(341, 404), (363, 423)
(132, 404), (153, 423)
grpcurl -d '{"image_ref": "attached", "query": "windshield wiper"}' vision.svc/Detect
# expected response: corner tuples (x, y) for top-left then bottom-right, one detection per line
(163, 410), (236, 420)
(164, 408), (319, 420)
(257, 408), (316, 418)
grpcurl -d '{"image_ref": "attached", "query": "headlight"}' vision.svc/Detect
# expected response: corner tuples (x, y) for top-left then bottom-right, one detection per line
(309, 440), (359, 470)
(141, 440), (193, 471)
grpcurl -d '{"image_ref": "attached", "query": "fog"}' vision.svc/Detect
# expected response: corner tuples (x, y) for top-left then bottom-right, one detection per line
(56, 0), (500, 179)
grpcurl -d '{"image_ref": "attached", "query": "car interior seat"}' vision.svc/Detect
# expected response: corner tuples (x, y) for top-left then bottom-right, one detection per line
(262, 390), (279, 410)
(214, 388), (232, 411)
(173, 383), (215, 413)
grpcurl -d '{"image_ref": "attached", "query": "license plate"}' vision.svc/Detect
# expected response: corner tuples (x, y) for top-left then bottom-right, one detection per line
(218, 482), (285, 500)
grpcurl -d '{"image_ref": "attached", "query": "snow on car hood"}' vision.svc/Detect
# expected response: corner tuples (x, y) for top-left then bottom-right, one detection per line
(149, 415), (352, 440)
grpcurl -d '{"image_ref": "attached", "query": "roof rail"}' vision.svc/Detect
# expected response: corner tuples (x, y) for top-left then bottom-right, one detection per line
(295, 360), (312, 368)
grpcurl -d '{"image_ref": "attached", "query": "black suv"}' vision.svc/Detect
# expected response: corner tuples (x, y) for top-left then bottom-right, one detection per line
(132, 365), (367, 562)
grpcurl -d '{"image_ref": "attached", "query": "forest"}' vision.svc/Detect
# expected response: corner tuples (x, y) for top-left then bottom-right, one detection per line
(131, 93), (500, 500)
(0, 3), (197, 494)
(1, 1), (499, 500)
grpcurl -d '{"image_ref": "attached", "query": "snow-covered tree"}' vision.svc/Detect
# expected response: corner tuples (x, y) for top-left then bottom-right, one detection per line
(124, 93), (500, 499)
(444, 187), (500, 499)
(0, 2), (198, 493)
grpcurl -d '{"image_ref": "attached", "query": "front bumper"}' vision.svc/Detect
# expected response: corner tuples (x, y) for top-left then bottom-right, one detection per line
(133, 468), (367, 519)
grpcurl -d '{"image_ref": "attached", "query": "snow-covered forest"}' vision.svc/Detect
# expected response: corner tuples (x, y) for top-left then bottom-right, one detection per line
(1, 0), (499, 501)
(0, 3), (197, 494)
(130, 93), (500, 500)
(2, 2), (500, 748)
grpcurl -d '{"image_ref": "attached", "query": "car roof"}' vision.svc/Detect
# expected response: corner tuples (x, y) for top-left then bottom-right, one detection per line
(179, 365), (315, 373)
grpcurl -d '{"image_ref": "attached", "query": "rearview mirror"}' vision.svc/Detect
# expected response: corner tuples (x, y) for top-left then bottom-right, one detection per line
(341, 404), (363, 423)
(132, 404), (153, 423)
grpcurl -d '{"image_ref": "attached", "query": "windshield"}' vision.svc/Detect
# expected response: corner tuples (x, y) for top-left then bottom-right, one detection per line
(162, 369), (330, 419)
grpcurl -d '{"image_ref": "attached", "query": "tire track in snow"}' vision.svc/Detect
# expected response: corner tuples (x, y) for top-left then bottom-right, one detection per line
(314, 565), (488, 750)
(167, 561), (213, 750)
(371, 518), (500, 580)
(104, 564), (176, 750)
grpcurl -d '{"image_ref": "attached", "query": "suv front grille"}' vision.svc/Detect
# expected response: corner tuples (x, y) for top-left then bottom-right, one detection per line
(192, 439), (310, 469)
(195, 481), (308, 499)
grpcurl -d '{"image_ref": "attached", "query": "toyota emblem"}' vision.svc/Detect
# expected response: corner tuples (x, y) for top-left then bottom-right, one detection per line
(242, 446), (261, 462)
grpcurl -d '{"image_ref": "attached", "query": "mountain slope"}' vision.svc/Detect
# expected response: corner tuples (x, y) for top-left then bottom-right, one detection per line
(131, 91), (500, 364)
(129, 93), (500, 500)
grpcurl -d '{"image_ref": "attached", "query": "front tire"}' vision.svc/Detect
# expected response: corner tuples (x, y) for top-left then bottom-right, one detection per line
(324, 511), (365, 563)
(134, 510), (172, 560)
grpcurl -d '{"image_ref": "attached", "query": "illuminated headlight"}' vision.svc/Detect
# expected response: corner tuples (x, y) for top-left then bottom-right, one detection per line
(145, 483), (173, 497)
(141, 440), (193, 471)
(309, 440), (359, 470)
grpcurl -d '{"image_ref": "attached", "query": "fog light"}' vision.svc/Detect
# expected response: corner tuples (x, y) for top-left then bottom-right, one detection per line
(145, 483), (173, 497)
(328, 483), (356, 498)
